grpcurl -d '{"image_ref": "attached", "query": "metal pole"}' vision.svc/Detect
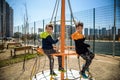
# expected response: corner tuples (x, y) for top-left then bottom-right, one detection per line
(34, 22), (36, 45)
(54, 17), (57, 39)
(113, 0), (116, 57)
(18, 26), (19, 42)
(22, 25), (23, 38)
(70, 13), (72, 46)
(61, 0), (65, 79)
(43, 20), (45, 32)
(93, 8), (95, 54)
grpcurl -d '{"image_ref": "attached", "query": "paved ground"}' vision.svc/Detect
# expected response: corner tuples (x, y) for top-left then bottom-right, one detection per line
(0, 48), (120, 80)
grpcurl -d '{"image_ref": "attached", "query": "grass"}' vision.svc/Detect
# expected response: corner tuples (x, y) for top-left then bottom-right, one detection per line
(0, 53), (43, 68)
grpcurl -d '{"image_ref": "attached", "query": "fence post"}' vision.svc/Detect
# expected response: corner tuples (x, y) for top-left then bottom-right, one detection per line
(34, 21), (36, 46)
(113, 0), (116, 57)
(70, 13), (72, 46)
(93, 8), (95, 54)
(54, 17), (57, 39)
(18, 26), (19, 42)
(43, 20), (45, 32)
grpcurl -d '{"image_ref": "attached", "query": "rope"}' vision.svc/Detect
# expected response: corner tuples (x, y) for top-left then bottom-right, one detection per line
(65, 56), (68, 79)
(30, 48), (48, 80)
(55, 0), (60, 18)
(42, 55), (47, 72)
(77, 56), (82, 79)
(69, 69), (76, 79)
(36, 54), (41, 73)
(67, 0), (76, 24)
(66, 45), (70, 79)
(23, 50), (27, 71)
(30, 53), (43, 80)
(41, 70), (48, 80)
(30, 54), (38, 80)
(50, 0), (59, 23)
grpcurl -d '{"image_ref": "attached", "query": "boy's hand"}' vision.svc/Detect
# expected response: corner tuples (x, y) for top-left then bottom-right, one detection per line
(57, 37), (60, 40)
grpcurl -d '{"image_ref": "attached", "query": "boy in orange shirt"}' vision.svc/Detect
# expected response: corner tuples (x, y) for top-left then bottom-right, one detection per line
(71, 22), (95, 78)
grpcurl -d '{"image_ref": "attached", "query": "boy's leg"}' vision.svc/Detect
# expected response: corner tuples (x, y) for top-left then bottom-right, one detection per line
(44, 50), (55, 74)
(80, 52), (95, 73)
(51, 50), (63, 71)
(58, 56), (65, 71)
(57, 54), (65, 71)
(49, 55), (54, 74)
(58, 56), (62, 68)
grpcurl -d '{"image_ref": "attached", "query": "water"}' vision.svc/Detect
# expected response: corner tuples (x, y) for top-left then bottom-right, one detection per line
(24, 40), (120, 56)
(86, 41), (120, 56)
(66, 40), (120, 56)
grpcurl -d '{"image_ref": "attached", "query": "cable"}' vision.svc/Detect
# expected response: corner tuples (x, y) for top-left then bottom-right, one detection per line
(30, 54), (38, 80)
(30, 52), (43, 80)
(55, 0), (60, 18)
(65, 56), (68, 79)
(50, 0), (59, 23)
(77, 56), (82, 80)
(23, 50), (27, 71)
(67, 0), (76, 24)
(36, 54), (41, 74)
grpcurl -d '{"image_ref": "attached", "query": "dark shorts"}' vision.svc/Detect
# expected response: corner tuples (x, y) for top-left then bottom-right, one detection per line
(43, 49), (56, 56)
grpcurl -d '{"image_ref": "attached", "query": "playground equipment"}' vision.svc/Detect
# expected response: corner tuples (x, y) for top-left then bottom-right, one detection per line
(31, 0), (95, 80)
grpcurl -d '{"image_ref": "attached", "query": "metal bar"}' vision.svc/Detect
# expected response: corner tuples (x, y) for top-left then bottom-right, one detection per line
(43, 20), (45, 32)
(34, 22), (36, 45)
(93, 8), (95, 54)
(61, 0), (65, 79)
(113, 0), (116, 57)
(70, 13), (72, 46)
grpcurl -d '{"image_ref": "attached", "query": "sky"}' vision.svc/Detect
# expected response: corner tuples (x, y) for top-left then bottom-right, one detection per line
(6, 0), (113, 26)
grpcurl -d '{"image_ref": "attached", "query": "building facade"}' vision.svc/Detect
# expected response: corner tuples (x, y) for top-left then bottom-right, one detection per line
(0, 0), (13, 39)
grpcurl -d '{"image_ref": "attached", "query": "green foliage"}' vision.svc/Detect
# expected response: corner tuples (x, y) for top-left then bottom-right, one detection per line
(0, 53), (42, 68)
(13, 32), (22, 38)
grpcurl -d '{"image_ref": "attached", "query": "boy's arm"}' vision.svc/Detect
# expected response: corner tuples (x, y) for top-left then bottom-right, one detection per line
(47, 36), (59, 44)
(82, 38), (90, 47)
(83, 43), (90, 47)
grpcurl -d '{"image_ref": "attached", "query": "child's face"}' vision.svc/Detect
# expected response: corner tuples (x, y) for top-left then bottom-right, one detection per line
(46, 26), (53, 34)
(76, 26), (83, 33)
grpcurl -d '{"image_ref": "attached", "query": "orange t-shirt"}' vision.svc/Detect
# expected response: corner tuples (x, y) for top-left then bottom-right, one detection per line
(71, 31), (84, 40)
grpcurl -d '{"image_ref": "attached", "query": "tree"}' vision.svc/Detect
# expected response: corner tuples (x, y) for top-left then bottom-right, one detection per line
(13, 32), (22, 38)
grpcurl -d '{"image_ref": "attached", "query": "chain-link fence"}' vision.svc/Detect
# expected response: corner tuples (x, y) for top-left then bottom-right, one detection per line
(14, 3), (120, 56)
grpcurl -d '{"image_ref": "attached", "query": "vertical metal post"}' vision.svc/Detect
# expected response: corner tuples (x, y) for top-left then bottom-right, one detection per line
(34, 22), (36, 45)
(70, 13), (72, 46)
(109, 25), (111, 41)
(61, 0), (65, 79)
(27, 23), (29, 45)
(93, 8), (95, 54)
(22, 25), (23, 37)
(43, 20), (45, 32)
(113, 0), (116, 57)
(1, 15), (4, 43)
(18, 26), (19, 42)
(54, 17), (57, 39)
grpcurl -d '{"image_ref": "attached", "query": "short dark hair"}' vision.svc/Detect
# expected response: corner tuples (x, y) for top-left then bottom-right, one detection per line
(46, 24), (53, 29)
(75, 22), (83, 28)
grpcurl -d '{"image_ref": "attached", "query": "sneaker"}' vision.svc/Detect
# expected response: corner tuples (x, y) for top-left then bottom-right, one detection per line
(50, 71), (57, 76)
(80, 72), (88, 79)
(58, 67), (66, 72)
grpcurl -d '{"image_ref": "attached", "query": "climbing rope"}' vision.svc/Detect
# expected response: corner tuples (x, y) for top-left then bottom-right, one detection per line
(55, 0), (60, 18)
(23, 50), (27, 71)
(30, 54), (38, 80)
(50, 0), (59, 23)
(67, 0), (76, 24)
(30, 48), (48, 80)
(65, 56), (68, 80)
(77, 56), (82, 80)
